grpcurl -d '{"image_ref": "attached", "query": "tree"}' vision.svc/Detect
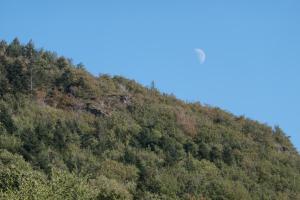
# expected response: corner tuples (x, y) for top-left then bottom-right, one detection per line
(0, 104), (16, 134)
(161, 136), (185, 164)
(0, 65), (9, 96)
(222, 146), (234, 165)
(150, 80), (156, 90)
(24, 40), (36, 93)
(184, 140), (198, 157)
(23, 40), (35, 58)
(0, 40), (7, 56)
(6, 38), (22, 57)
(210, 146), (222, 162)
(6, 60), (29, 93)
(198, 142), (210, 160)
(56, 57), (69, 69)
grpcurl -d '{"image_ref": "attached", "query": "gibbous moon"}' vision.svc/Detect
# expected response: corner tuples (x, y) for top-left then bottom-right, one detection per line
(195, 48), (206, 64)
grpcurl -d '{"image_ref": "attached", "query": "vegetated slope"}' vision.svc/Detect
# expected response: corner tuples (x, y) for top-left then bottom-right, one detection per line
(0, 39), (299, 200)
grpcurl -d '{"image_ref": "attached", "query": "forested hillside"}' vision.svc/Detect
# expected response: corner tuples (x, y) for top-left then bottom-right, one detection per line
(0, 39), (299, 200)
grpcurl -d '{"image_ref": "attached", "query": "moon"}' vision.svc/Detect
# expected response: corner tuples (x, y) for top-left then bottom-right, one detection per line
(195, 48), (206, 64)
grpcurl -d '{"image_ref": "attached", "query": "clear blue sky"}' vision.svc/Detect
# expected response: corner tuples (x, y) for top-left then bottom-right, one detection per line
(1, 0), (299, 150)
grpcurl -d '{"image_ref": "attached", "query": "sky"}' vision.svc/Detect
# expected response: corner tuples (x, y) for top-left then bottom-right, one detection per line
(1, 0), (299, 151)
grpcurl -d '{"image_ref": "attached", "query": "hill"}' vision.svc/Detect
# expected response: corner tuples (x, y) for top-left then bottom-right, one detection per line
(0, 38), (299, 200)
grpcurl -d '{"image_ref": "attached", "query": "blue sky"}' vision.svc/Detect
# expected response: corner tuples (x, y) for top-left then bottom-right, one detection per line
(1, 0), (299, 150)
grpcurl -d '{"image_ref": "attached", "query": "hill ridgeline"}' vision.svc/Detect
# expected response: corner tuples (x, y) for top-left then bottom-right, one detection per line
(0, 39), (299, 200)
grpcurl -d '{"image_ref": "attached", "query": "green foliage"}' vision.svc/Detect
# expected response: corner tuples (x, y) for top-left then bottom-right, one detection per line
(92, 176), (132, 200)
(0, 103), (16, 134)
(0, 39), (299, 199)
